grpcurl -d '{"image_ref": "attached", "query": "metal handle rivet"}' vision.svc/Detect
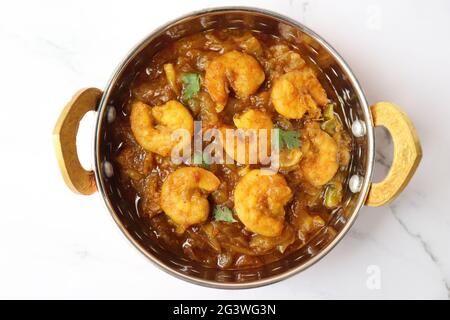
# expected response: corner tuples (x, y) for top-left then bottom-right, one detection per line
(104, 161), (114, 178)
(107, 106), (116, 123)
(352, 119), (366, 137)
(349, 174), (363, 193)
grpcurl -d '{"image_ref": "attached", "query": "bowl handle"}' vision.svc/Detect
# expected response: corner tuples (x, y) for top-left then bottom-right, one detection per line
(366, 102), (422, 206)
(53, 88), (102, 195)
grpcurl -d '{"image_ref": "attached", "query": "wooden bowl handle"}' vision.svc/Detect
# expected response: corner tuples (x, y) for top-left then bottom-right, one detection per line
(53, 88), (102, 195)
(366, 102), (422, 206)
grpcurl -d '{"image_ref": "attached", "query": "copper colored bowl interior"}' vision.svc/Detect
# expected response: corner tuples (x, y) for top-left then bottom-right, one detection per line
(94, 7), (372, 288)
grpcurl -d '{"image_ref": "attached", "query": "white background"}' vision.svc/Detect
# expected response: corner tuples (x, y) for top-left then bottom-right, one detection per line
(0, 0), (449, 299)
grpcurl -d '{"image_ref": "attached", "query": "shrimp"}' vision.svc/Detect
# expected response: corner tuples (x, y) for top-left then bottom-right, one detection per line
(204, 50), (265, 112)
(271, 68), (328, 119)
(233, 109), (273, 130)
(221, 109), (273, 164)
(299, 122), (339, 187)
(130, 100), (194, 157)
(160, 167), (220, 232)
(234, 170), (293, 237)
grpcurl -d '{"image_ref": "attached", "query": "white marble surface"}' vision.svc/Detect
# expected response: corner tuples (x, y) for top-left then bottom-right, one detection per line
(0, 0), (449, 299)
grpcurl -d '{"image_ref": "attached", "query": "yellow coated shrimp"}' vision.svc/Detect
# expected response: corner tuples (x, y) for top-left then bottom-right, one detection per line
(234, 170), (293, 237)
(130, 100), (194, 157)
(204, 50), (265, 112)
(299, 122), (339, 187)
(160, 167), (220, 233)
(221, 109), (273, 164)
(271, 68), (328, 119)
(233, 109), (273, 130)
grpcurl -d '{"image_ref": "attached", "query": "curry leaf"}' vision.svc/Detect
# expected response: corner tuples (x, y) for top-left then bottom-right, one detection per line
(213, 206), (237, 223)
(181, 73), (200, 102)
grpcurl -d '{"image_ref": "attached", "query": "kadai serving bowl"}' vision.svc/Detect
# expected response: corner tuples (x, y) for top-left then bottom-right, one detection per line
(53, 7), (422, 288)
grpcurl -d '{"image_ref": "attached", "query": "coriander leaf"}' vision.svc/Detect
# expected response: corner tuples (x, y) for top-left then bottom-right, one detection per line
(274, 128), (301, 150)
(281, 130), (301, 149)
(181, 73), (200, 102)
(213, 206), (237, 223)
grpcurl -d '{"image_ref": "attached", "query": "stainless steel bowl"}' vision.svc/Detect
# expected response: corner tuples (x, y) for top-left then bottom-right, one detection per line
(53, 7), (422, 288)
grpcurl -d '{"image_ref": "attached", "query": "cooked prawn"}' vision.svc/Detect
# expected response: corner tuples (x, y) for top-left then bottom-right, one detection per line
(221, 109), (273, 164)
(271, 68), (328, 119)
(160, 167), (220, 233)
(234, 170), (292, 237)
(299, 122), (339, 186)
(204, 50), (265, 112)
(130, 100), (194, 157)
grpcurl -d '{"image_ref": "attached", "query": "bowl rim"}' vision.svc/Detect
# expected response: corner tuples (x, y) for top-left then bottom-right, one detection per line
(93, 6), (375, 289)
